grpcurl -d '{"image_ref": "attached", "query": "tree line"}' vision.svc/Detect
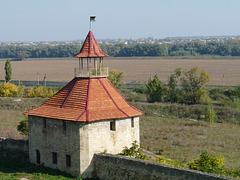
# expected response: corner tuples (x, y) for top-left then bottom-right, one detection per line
(1, 39), (240, 59)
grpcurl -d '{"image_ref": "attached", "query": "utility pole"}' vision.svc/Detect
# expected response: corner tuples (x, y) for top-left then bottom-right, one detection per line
(43, 74), (47, 87)
(37, 72), (39, 86)
(222, 74), (225, 87)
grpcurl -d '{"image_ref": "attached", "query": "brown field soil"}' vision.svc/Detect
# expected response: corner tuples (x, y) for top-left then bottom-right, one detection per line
(0, 57), (240, 86)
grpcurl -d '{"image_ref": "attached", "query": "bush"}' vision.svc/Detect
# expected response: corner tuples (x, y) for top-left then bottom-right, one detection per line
(119, 89), (147, 102)
(188, 151), (224, 173)
(156, 156), (184, 167)
(209, 88), (227, 101)
(131, 102), (240, 124)
(132, 86), (148, 94)
(27, 86), (56, 98)
(223, 97), (240, 110)
(0, 82), (25, 97)
(188, 151), (240, 178)
(205, 107), (217, 123)
(17, 119), (28, 135)
(119, 141), (151, 160)
(200, 92), (212, 105)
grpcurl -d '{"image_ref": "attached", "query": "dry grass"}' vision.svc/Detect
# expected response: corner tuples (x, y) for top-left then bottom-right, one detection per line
(0, 57), (240, 86)
(0, 97), (46, 139)
(140, 115), (240, 169)
(0, 110), (26, 139)
(0, 96), (240, 170)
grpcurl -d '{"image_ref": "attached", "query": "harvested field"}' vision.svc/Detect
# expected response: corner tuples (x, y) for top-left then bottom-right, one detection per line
(0, 57), (240, 86)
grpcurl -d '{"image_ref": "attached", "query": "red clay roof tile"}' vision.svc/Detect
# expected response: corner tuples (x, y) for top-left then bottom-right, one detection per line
(24, 77), (143, 122)
(73, 31), (109, 58)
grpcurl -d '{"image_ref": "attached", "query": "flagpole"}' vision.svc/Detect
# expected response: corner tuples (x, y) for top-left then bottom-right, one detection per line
(90, 19), (91, 30)
(89, 16), (96, 31)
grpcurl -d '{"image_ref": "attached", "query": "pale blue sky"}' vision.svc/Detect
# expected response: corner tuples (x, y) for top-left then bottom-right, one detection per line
(0, 0), (239, 41)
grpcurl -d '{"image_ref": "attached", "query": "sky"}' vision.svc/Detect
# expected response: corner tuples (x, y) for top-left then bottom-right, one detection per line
(0, 0), (239, 41)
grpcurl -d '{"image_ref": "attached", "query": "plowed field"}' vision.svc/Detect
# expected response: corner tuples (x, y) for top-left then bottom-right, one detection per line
(0, 57), (239, 86)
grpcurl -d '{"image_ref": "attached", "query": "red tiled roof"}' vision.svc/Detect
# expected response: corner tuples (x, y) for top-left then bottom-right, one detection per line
(73, 31), (109, 58)
(24, 77), (143, 122)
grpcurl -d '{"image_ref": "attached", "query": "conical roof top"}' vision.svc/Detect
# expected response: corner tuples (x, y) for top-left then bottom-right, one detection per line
(24, 77), (143, 122)
(74, 31), (109, 58)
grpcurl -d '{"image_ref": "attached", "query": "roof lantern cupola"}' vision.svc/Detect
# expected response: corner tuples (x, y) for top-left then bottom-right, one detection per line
(74, 17), (109, 78)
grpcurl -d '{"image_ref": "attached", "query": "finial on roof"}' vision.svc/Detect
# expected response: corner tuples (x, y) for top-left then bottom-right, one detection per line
(90, 16), (96, 30)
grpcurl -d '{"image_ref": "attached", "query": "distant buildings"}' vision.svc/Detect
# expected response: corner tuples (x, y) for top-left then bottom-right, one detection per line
(1, 35), (239, 47)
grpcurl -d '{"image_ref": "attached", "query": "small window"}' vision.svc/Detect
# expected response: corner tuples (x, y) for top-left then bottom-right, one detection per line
(36, 150), (40, 164)
(131, 117), (134, 128)
(66, 155), (71, 167)
(43, 118), (47, 129)
(52, 152), (57, 164)
(110, 120), (116, 131)
(62, 121), (66, 131)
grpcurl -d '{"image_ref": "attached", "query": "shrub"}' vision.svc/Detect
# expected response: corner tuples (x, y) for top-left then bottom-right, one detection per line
(209, 88), (226, 101)
(0, 82), (25, 97)
(17, 119), (28, 135)
(200, 92), (212, 105)
(223, 97), (240, 110)
(119, 141), (151, 160)
(205, 107), (217, 123)
(156, 156), (184, 167)
(188, 151), (224, 173)
(27, 86), (56, 98)
(0, 82), (17, 97)
(187, 151), (240, 178)
(132, 86), (148, 94)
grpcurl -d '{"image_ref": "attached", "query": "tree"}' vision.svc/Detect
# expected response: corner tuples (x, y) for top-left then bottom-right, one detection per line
(166, 68), (182, 102)
(17, 51), (28, 60)
(108, 70), (124, 89)
(146, 75), (165, 102)
(180, 66), (210, 104)
(17, 119), (28, 135)
(5, 59), (12, 82)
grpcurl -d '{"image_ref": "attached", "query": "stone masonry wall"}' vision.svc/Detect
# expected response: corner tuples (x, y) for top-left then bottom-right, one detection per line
(94, 154), (230, 180)
(28, 116), (81, 177)
(80, 117), (140, 178)
(0, 138), (232, 180)
(0, 137), (28, 162)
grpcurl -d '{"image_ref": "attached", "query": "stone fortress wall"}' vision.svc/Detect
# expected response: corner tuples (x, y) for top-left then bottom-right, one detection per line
(0, 137), (229, 180)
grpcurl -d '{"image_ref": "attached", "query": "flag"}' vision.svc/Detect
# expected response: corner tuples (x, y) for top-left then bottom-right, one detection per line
(90, 16), (96, 21)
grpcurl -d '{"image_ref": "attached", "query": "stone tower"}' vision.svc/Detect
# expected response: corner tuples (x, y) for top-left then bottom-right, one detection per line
(24, 30), (143, 178)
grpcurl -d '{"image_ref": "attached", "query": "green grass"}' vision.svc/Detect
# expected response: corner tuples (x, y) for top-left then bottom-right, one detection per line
(0, 158), (78, 180)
